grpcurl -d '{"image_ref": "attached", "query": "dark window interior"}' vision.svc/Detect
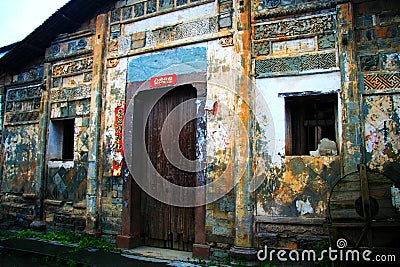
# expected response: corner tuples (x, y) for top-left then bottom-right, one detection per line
(62, 119), (74, 160)
(50, 118), (74, 160)
(285, 94), (337, 156)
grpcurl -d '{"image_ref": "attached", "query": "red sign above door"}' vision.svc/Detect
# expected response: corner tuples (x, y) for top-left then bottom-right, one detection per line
(150, 74), (177, 88)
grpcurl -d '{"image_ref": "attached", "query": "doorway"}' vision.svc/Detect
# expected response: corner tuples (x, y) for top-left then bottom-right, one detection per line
(133, 84), (197, 251)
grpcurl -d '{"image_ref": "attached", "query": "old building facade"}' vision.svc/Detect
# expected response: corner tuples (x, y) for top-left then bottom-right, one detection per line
(0, 0), (399, 259)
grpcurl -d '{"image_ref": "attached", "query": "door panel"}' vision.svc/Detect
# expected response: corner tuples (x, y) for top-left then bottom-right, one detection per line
(141, 85), (196, 251)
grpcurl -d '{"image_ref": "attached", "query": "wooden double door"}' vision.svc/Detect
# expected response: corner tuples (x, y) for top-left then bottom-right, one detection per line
(135, 84), (197, 251)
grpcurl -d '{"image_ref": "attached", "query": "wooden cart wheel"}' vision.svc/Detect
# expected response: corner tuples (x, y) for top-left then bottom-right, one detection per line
(328, 164), (400, 248)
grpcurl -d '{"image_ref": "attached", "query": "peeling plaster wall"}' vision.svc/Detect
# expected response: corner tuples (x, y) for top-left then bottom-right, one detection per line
(206, 39), (238, 246)
(0, 65), (43, 228)
(2, 124), (38, 194)
(111, 0), (236, 248)
(252, 0), (343, 249)
(43, 25), (96, 231)
(105, 0), (209, 239)
(1, 0), (398, 254)
(100, 54), (128, 235)
(354, 0), (400, 179)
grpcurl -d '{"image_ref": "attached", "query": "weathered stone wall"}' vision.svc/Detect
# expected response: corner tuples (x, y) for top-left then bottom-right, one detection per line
(0, 0), (398, 256)
(252, 0), (400, 250)
(0, 65), (43, 229)
(206, 40), (238, 249)
(43, 27), (96, 231)
(252, 0), (343, 249)
(108, 0), (237, 250)
(354, 0), (400, 180)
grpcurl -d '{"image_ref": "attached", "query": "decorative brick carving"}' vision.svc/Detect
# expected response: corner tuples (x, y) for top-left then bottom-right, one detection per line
(133, 2), (144, 17)
(47, 36), (92, 60)
(264, 0), (281, 9)
(68, 41), (77, 53)
(52, 57), (93, 77)
(360, 55), (379, 72)
(381, 53), (400, 71)
(108, 39), (119, 53)
(122, 6), (132, 20)
(177, 0), (188, 6)
(77, 39), (87, 50)
(147, 0), (157, 14)
(6, 111), (40, 124)
(363, 73), (400, 91)
(83, 72), (93, 82)
(254, 0), (341, 20)
(113, 0), (211, 20)
(50, 85), (91, 102)
(254, 41), (270, 56)
(6, 86), (42, 101)
(145, 17), (218, 46)
(12, 66), (44, 84)
(51, 44), (61, 55)
(318, 34), (336, 50)
(219, 0), (233, 13)
(255, 52), (337, 76)
(111, 8), (121, 23)
(52, 77), (62, 88)
(219, 36), (234, 47)
(254, 13), (335, 40)
(50, 99), (90, 118)
(5, 84), (42, 124)
(159, 0), (174, 11)
(107, 59), (120, 68)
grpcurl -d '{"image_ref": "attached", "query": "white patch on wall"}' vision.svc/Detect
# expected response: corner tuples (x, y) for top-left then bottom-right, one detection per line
(272, 37), (316, 55)
(47, 161), (74, 169)
(296, 197), (314, 215)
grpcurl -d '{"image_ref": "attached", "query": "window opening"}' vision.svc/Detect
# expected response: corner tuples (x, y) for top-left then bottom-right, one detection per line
(285, 94), (337, 156)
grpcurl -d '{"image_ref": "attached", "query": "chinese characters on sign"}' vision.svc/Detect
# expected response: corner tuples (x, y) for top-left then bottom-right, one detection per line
(150, 74), (177, 88)
(112, 100), (125, 176)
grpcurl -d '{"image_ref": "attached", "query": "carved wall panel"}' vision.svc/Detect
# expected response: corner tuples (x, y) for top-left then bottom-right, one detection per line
(363, 73), (400, 92)
(254, 42), (270, 56)
(254, 12), (336, 40)
(253, 11), (337, 77)
(145, 17), (218, 47)
(50, 99), (91, 119)
(255, 52), (337, 76)
(52, 57), (93, 77)
(112, 0), (211, 22)
(318, 34), (336, 50)
(11, 66), (44, 84)
(50, 85), (91, 102)
(2, 124), (39, 193)
(219, 36), (234, 47)
(47, 36), (93, 61)
(253, 0), (343, 20)
(5, 84), (42, 124)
